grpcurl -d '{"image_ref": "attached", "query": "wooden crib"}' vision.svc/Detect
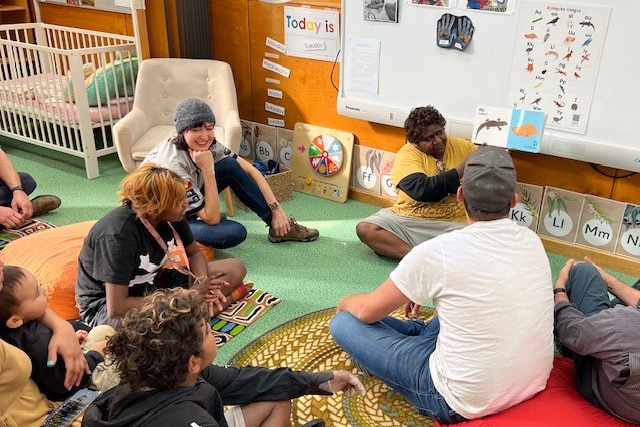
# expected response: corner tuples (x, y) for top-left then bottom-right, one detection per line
(0, 23), (137, 178)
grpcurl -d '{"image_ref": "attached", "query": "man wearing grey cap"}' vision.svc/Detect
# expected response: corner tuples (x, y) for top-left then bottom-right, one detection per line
(143, 98), (319, 249)
(330, 146), (554, 423)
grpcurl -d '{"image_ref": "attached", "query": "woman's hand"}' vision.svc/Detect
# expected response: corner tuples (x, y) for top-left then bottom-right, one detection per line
(49, 322), (90, 389)
(269, 208), (291, 237)
(189, 149), (215, 171)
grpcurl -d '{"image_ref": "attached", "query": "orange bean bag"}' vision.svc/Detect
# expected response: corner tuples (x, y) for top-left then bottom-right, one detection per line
(1, 220), (214, 320)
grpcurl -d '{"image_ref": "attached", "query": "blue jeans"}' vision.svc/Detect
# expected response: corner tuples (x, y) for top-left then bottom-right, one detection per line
(188, 156), (273, 249)
(329, 312), (466, 424)
(0, 172), (36, 206)
(564, 263), (640, 406)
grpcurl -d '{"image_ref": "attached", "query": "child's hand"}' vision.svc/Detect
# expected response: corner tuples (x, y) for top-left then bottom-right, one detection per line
(75, 329), (88, 345)
(90, 340), (108, 356)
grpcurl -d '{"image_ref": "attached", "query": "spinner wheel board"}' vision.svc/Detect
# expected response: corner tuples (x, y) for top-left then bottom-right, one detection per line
(292, 123), (354, 203)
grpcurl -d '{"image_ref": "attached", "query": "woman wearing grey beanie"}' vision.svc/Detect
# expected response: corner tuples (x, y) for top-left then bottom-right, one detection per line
(142, 98), (319, 249)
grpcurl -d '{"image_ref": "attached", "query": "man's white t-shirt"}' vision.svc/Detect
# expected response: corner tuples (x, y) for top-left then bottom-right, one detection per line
(390, 218), (554, 419)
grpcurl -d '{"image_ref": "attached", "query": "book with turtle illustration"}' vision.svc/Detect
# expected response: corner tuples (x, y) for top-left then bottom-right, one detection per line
(472, 105), (545, 153)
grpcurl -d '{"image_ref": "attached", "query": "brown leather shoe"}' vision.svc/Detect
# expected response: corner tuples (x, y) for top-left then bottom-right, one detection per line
(268, 216), (319, 243)
(31, 195), (61, 217)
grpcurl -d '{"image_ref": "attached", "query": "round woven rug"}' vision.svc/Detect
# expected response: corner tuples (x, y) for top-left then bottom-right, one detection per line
(229, 307), (436, 427)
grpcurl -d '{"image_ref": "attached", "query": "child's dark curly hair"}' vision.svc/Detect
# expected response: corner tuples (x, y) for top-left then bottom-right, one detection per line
(0, 266), (27, 326)
(105, 287), (207, 390)
(404, 106), (447, 144)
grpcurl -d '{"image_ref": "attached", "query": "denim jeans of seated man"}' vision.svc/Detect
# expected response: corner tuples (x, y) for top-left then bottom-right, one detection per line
(188, 156), (273, 249)
(329, 312), (466, 424)
(0, 172), (36, 206)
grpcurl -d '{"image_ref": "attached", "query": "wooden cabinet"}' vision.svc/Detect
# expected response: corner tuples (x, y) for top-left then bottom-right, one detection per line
(0, 0), (32, 24)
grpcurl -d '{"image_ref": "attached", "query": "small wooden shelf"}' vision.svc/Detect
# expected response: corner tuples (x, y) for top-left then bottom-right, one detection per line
(0, 1), (31, 24)
(0, 5), (27, 12)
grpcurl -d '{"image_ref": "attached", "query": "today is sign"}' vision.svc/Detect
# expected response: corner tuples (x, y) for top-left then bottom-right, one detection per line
(284, 6), (340, 62)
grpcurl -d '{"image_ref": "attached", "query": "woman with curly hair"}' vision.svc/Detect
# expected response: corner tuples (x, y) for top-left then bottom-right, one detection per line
(75, 164), (246, 328)
(83, 287), (364, 427)
(356, 105), (478, 261)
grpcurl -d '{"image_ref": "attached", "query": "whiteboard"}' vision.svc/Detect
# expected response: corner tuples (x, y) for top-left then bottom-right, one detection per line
(338, 1), (640, 172)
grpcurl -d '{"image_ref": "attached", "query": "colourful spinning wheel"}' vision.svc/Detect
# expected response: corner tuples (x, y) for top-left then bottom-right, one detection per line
(308, 135), (343, 177)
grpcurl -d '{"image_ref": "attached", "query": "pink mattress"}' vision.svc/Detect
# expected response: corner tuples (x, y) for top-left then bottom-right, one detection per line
(0, 72), (132, 126)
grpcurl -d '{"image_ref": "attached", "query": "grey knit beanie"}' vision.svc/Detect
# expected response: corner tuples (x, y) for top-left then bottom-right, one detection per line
(174, 98), (216, 134)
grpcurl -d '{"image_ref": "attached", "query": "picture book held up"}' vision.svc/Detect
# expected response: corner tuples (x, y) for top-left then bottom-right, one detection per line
(472, 105), (546, 153)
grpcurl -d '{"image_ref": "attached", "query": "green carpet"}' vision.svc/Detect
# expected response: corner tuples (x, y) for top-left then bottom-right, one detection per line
(3, 137), (637, 364)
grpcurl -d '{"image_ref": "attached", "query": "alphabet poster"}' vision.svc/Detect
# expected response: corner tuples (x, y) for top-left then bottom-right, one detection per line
(537, 187), (584, 243)
(351, 145), (381, 196)
(239, 120), (255, 160)
(510, 183), (544, 231)
(616, 204), (640, 260)
(507, 2), (610, 134)
(575, 195), (625, 253)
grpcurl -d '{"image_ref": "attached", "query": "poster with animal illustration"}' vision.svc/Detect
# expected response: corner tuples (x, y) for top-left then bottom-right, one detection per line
(574, 195), (625, 253)
(472, 105), (545, 152)
(253, 123), (277, 162)
(276, 128), (294, 169)
(351, 145), (382, 196)
(239, 120), (255, 160)
(510, 182), (544, 231)
(507, 2), (610, 134)
(380, 150), (397, 200)
(615, 204), (640, 260)
(292, 122), (354, 203)
(537, 186), (584, 243)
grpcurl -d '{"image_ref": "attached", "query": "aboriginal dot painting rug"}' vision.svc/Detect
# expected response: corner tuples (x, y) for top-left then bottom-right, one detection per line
(229, 307), (437, 427)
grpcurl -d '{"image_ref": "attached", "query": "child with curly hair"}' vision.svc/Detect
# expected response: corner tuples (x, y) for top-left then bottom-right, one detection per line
(83, 287), (363, 427)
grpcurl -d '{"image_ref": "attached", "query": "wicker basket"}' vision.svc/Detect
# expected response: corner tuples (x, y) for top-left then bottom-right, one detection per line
(231, 166), (293, 212)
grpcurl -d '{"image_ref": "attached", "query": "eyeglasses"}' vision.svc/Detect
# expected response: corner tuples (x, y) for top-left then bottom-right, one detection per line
(421, 128), (445, 144)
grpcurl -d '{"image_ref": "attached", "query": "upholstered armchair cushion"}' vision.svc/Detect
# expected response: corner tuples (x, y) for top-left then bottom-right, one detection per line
(113, 58), (241, 172)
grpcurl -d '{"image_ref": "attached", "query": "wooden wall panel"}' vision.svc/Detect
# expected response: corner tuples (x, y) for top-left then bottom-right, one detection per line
(245, 0), (407, 154)
(36, 2), (133, 35)
(211, 0), (252, 119)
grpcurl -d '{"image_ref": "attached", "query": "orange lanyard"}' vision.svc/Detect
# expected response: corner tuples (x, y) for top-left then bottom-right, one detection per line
(139, 217), (195, 279)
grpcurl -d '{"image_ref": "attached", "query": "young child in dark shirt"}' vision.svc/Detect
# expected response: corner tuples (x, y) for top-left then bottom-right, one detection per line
(0, 265), (118, 401)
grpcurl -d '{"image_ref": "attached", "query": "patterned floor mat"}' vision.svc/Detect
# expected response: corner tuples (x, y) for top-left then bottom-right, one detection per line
(0, 218), (56, 250)
(211, 288), (281, 348)
(229, 307), (437, 427)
